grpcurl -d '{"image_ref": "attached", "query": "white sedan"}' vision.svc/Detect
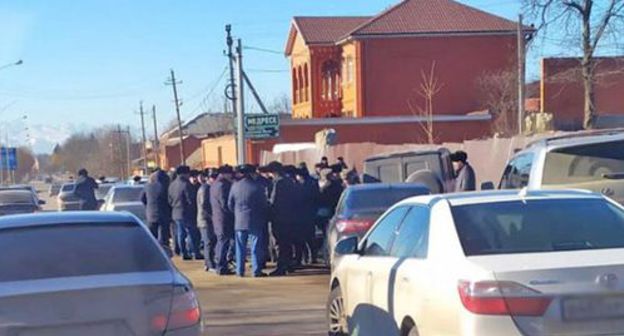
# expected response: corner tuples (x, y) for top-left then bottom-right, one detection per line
(328, 189), (624, 336)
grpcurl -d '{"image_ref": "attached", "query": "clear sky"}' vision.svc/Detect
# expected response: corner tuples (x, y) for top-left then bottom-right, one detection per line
(0, 0), (554, 144)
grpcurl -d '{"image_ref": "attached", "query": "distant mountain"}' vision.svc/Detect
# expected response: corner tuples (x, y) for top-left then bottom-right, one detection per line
(2, 120), (84, 154)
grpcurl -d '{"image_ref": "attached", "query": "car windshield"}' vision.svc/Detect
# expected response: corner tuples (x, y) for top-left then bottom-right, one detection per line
(0, 223), (169, 282)
(61, 184), (75, 192)
(543, 140), (624, 185)
(345, 187), (428, 211)
(0, 191), (33, 205)
(96, 184), (114, 199)
(452, 198), (624, 256)
(112, 188), (142, 203)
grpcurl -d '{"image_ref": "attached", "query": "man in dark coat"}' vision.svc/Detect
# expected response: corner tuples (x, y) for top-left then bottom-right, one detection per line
(73, 168), (98, 210)
(295, 166), (320, 265)
(210, 165), (235, 275)
(141, 170), (172, 248)
(267, 162), (300, 276)
(451, 151), (476, 192)
(228, 164), (269, 277)
(168, 165), (203, 260)
(197, 169), (217, 272)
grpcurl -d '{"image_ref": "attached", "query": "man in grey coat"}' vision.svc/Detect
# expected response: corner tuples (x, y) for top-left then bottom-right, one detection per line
(141, 170), (171, 249)
(228, 164), (269, 277)
(197, 169), (217, 272)
(451, 151), (476, 192)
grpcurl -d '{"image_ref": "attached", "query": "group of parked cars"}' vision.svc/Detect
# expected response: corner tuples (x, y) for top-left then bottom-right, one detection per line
(49, 180), (146, 221)
(327, 130), (624, 336)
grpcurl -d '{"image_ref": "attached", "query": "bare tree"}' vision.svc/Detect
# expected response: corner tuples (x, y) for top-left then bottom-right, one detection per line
(49, 125), (141, 178)
(524, 0), (624, 129)
(269, 93), (292, 115)
(477, 70), (519, 136)
(408, 62), (444, 144)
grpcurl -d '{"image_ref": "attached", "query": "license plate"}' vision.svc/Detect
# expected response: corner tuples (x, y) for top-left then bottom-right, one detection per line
(563, 296), (624, 321)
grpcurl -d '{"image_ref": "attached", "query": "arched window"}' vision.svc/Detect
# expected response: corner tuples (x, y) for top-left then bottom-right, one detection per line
(292, 67), (298, 104)
(303, 63), (309, 102)
(322, 60), (340, 101)
(297, 66), (304, 104)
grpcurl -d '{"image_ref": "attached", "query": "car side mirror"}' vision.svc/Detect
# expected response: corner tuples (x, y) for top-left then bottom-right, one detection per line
(481, 182), (495, 190)
(334, 236), (359, 256)
(38, 199), (46, 205)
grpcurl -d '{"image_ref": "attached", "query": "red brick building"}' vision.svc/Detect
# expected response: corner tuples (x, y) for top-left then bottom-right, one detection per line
(541, 57), (624, 130)
(285, 0), (523, 120)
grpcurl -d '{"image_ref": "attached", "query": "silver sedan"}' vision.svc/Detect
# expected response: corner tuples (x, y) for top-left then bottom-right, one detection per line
(0, 211), (201, 336)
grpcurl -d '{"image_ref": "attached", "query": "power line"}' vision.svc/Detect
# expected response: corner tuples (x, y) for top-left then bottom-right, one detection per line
(243, 45), (283, 55)
(189, 66), (229, 115)
(247, 68), (288, 73)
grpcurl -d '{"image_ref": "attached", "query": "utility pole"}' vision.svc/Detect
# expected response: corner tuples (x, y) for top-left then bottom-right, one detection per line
(126, 126), (132, 177)
(138, 101), (148, 174)
(115, 125), (125, 178)
(235, 38), (246, 164)
(517, 14), (526, 135)
(165, 69), (186, 165)
(225, 25), (237, 116)
(243, 72), (269, 114)
(152, 105), (160, 168)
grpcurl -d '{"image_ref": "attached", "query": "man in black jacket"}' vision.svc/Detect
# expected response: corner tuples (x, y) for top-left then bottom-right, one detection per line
(267, 162), (300, 276)
(210, 165), (235, 275)
(295, 166), (320, 265)
(74, 168), (98, 210)
(168, 165), (204, 261)
(197, 169), (217, 272)
(141, 170), (171, 249)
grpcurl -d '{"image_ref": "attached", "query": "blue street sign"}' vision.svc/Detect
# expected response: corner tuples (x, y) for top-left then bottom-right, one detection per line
(0, 147), (17, 171)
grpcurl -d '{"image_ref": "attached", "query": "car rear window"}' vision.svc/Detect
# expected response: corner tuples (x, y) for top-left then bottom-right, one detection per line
(0, 223), (169, 282)
(0, 191), (34, 205)
(543, 140), (624, 185)
(113, 188), (142, 203)
(451, 199), (624, 256)
(346, 187), (428, 210)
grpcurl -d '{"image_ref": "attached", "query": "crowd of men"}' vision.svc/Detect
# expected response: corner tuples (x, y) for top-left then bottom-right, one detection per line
(68, 151), (474, 278)
(141, 158), (353, 277)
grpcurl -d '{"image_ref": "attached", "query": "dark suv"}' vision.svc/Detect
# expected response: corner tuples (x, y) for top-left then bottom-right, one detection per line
(362, 148), (456, 194)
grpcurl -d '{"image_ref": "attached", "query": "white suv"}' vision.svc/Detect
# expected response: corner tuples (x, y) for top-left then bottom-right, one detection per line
(328, 189), (624, 336)
(492, 129), (624, 204)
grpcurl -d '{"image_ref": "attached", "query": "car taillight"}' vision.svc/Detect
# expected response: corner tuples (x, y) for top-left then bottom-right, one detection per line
(458, 280), (552, 316)
(152, 286), (201, 332)
(336, 219), (375, 235)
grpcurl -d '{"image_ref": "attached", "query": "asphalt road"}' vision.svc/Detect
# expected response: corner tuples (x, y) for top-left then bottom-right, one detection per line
(176, 260), (329, 336)
(37, 181), (330, 336)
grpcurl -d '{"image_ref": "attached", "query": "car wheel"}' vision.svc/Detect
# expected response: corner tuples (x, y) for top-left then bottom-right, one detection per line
(405, 169), (443, 194)
(327, 286), (348, 336)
